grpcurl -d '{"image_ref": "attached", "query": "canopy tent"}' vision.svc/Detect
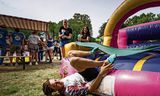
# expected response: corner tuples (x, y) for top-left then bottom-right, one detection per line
(0, 14), (49, 35)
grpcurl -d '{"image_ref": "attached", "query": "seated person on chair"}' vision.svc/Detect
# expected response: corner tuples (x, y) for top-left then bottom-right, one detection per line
(43, 48), (116, 95)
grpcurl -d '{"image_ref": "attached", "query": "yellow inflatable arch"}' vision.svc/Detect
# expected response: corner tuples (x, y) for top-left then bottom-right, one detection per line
(103, 0), (160, 47)
(64, 0), (160, 57)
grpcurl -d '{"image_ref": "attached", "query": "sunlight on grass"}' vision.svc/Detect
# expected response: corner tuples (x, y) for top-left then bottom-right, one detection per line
(0, 64), (61, 96)
(0, 64), (94, 96)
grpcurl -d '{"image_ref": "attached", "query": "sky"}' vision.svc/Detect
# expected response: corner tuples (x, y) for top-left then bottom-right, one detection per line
(0, 0), (160, 37)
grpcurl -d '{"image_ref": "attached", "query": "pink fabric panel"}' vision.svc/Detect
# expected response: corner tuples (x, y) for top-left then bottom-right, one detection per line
(112, 70), (160, 96)
(133, 40), (141, 44)
(122, 20), (160, 30)
(117, 30), (127, 49)
(59, 58), (77, 78)
(110, 2), (160, 48)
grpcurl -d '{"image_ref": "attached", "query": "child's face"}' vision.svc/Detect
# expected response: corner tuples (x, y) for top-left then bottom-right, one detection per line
(24, 45), (28, 50)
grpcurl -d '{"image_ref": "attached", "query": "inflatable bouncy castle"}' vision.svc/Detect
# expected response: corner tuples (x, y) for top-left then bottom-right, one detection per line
(60, 0), (160, 95)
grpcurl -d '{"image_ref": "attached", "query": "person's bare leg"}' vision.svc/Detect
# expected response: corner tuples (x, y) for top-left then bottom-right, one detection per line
(16, 52), (21, 65)
(35, 52), (38, 62)
(48, 49), (53, 62)
(68, 50), (91, 57)
(70, 54), (117, 72)
(45, 50), (48, 62)
(9, 53), (13, 65)
(68, 47), (99, 58)
(60, 47), (65, 58)
(70, 57), (105, 72)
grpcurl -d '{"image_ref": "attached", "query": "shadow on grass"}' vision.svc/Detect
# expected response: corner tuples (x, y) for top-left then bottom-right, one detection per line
(0, 63), (60, 73)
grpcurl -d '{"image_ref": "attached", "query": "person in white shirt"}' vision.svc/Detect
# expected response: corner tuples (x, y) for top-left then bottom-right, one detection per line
(28, 31), (41, 65)
(43, 49), (116, 96)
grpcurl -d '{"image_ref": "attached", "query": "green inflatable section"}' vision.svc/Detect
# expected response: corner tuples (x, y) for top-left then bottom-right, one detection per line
(76, 42), (160, 56)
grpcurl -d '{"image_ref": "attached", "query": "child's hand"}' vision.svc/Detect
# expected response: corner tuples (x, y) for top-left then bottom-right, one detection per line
(99, 62), (113, 77)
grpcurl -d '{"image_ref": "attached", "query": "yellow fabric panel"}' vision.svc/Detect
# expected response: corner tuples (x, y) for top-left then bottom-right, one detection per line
(103, 36), (112, 46)
(25, 57), (30, 62)
(64, 42), (90, 57)
(133, 54), (155, 71)
(103, 0), (160, 46)
(13, 57), (16, 63)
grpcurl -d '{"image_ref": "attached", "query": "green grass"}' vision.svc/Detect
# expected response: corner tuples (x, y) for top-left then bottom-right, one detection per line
(0, 63), (94, 96)
(0, 64), (61, 96)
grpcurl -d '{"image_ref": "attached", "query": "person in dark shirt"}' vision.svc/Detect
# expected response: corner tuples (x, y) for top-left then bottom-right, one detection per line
(10, 28), (25, 65)
(78, 26), (91, 42)
(46, 37), (54, 63)
(0, 25), (8, 65)
(59, 19), (72, 58)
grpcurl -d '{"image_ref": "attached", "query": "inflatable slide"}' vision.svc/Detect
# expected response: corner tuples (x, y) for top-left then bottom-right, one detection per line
(60, 0), (160, 95)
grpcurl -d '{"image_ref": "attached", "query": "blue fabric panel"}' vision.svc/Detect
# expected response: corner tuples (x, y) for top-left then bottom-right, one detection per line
(126, 23), (160, 40)
(98, 52), (160, 72)
(142, 54), (160, 72)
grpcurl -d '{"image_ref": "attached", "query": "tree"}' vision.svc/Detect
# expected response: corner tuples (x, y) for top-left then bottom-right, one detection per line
(123, 12), (159, 28)
(48, 21), (57, 38)
(98, 22), (107, 37)
(48, 13), (93, 42)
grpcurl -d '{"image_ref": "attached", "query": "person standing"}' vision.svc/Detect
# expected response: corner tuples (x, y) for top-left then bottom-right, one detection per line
(28, 31), (41, 65)
(10, 28), (25, 65)
(45, 37), (54, 63)
(38, 37), (45, 63)
(53, 40), (61, 60)
(0, 25), (8, 65)
(59, 19), (72, 58)
(78, 26), (91, 42)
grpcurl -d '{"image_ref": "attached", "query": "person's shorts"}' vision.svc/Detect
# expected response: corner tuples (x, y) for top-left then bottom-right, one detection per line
(10, 45), (21, 54)
(47, 46), (54, 50)
(60, 40), (69, 47)
(79, 68), (99, 82)
(29, 44), (39, 53)
(53, 47), (59, 53)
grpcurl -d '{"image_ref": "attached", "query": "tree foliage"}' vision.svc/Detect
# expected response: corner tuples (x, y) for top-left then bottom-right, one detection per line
(48, 13), (92, 42)
(98, 13), (160, 37)
(98, 22), (107, 37)
(122, 13), (160, 28)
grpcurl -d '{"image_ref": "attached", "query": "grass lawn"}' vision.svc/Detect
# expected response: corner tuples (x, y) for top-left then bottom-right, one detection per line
(0, 63), (61, 96)
(0, 61), (94, 96)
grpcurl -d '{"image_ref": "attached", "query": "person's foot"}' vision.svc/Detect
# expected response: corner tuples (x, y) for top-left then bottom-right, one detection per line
(90, 47), (99, 55)
(49, 60), (52, 63)
(10, 63), (14, 66)
(29, 62), (32, 66)
(15, 63), (18, 66)
(35, 62), (38, 65)
(105, 54), (117, 64)
(90, 47), (99, 59)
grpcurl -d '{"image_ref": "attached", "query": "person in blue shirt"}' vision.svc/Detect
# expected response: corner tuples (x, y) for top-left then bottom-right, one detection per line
(0, 25), (8, 65)
(10, 28), (25, 65)
(45, 37), (54, 63)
